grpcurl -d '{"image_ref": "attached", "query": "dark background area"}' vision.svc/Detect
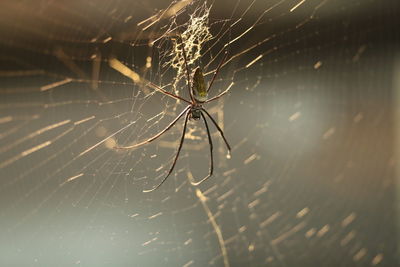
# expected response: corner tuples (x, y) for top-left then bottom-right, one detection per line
(0, 0), (398, 266)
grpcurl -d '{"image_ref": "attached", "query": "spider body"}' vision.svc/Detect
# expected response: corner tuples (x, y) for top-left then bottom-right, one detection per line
(190, 68), (207, 120)
(116, 41), (231, 192)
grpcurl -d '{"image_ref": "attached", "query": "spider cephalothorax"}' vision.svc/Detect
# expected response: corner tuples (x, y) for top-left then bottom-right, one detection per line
(190, 106), (202, 121)
(115, 39), (231, 192)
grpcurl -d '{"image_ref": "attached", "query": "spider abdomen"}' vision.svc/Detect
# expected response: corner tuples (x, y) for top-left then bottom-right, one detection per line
(192, 67), (208, 103)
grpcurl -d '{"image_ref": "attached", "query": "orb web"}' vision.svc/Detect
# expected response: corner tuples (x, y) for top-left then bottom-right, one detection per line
(0, 0), (396, 266)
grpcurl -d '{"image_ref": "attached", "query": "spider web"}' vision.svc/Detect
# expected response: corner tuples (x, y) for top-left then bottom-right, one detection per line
(0, 0), (397, 266)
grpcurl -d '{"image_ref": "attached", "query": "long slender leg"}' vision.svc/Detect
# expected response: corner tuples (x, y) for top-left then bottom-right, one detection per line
(191, 112), (214, 186)
(109, 57), (190, 104)
(143, 110), (190, 192)
(201, 108), (231, 157)
(207, 51), (228, 93)
(146, 81), (191, 104)
(205, 86), (231, 103)
(115, 106), (190, 150)
(179, 36), (195, 102)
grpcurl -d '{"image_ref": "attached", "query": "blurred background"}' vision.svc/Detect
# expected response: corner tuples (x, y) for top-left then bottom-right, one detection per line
(0, 0), (398, 266)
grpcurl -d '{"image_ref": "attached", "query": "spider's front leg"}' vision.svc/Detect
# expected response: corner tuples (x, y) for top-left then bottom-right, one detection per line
(201, 108), (231, 157)
(114, 106), (190, 150)
(143, 110), (191, 192)
(190, 111), (214, 186)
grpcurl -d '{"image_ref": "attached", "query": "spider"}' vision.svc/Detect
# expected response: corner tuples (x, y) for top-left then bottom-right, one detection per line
(116, 41), (231, 192)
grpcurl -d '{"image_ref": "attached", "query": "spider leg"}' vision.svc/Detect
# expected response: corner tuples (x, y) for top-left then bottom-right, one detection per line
(205, 86), (231, 103)
(191, 112), (214, 186)
(143, 110), (190, 192)
(201, 108), (231, 158)
(179, 35), (195, 102)
(207, 51), (228, 93)
(115, 106), (190, 150)
(146, 81), (191, 104)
